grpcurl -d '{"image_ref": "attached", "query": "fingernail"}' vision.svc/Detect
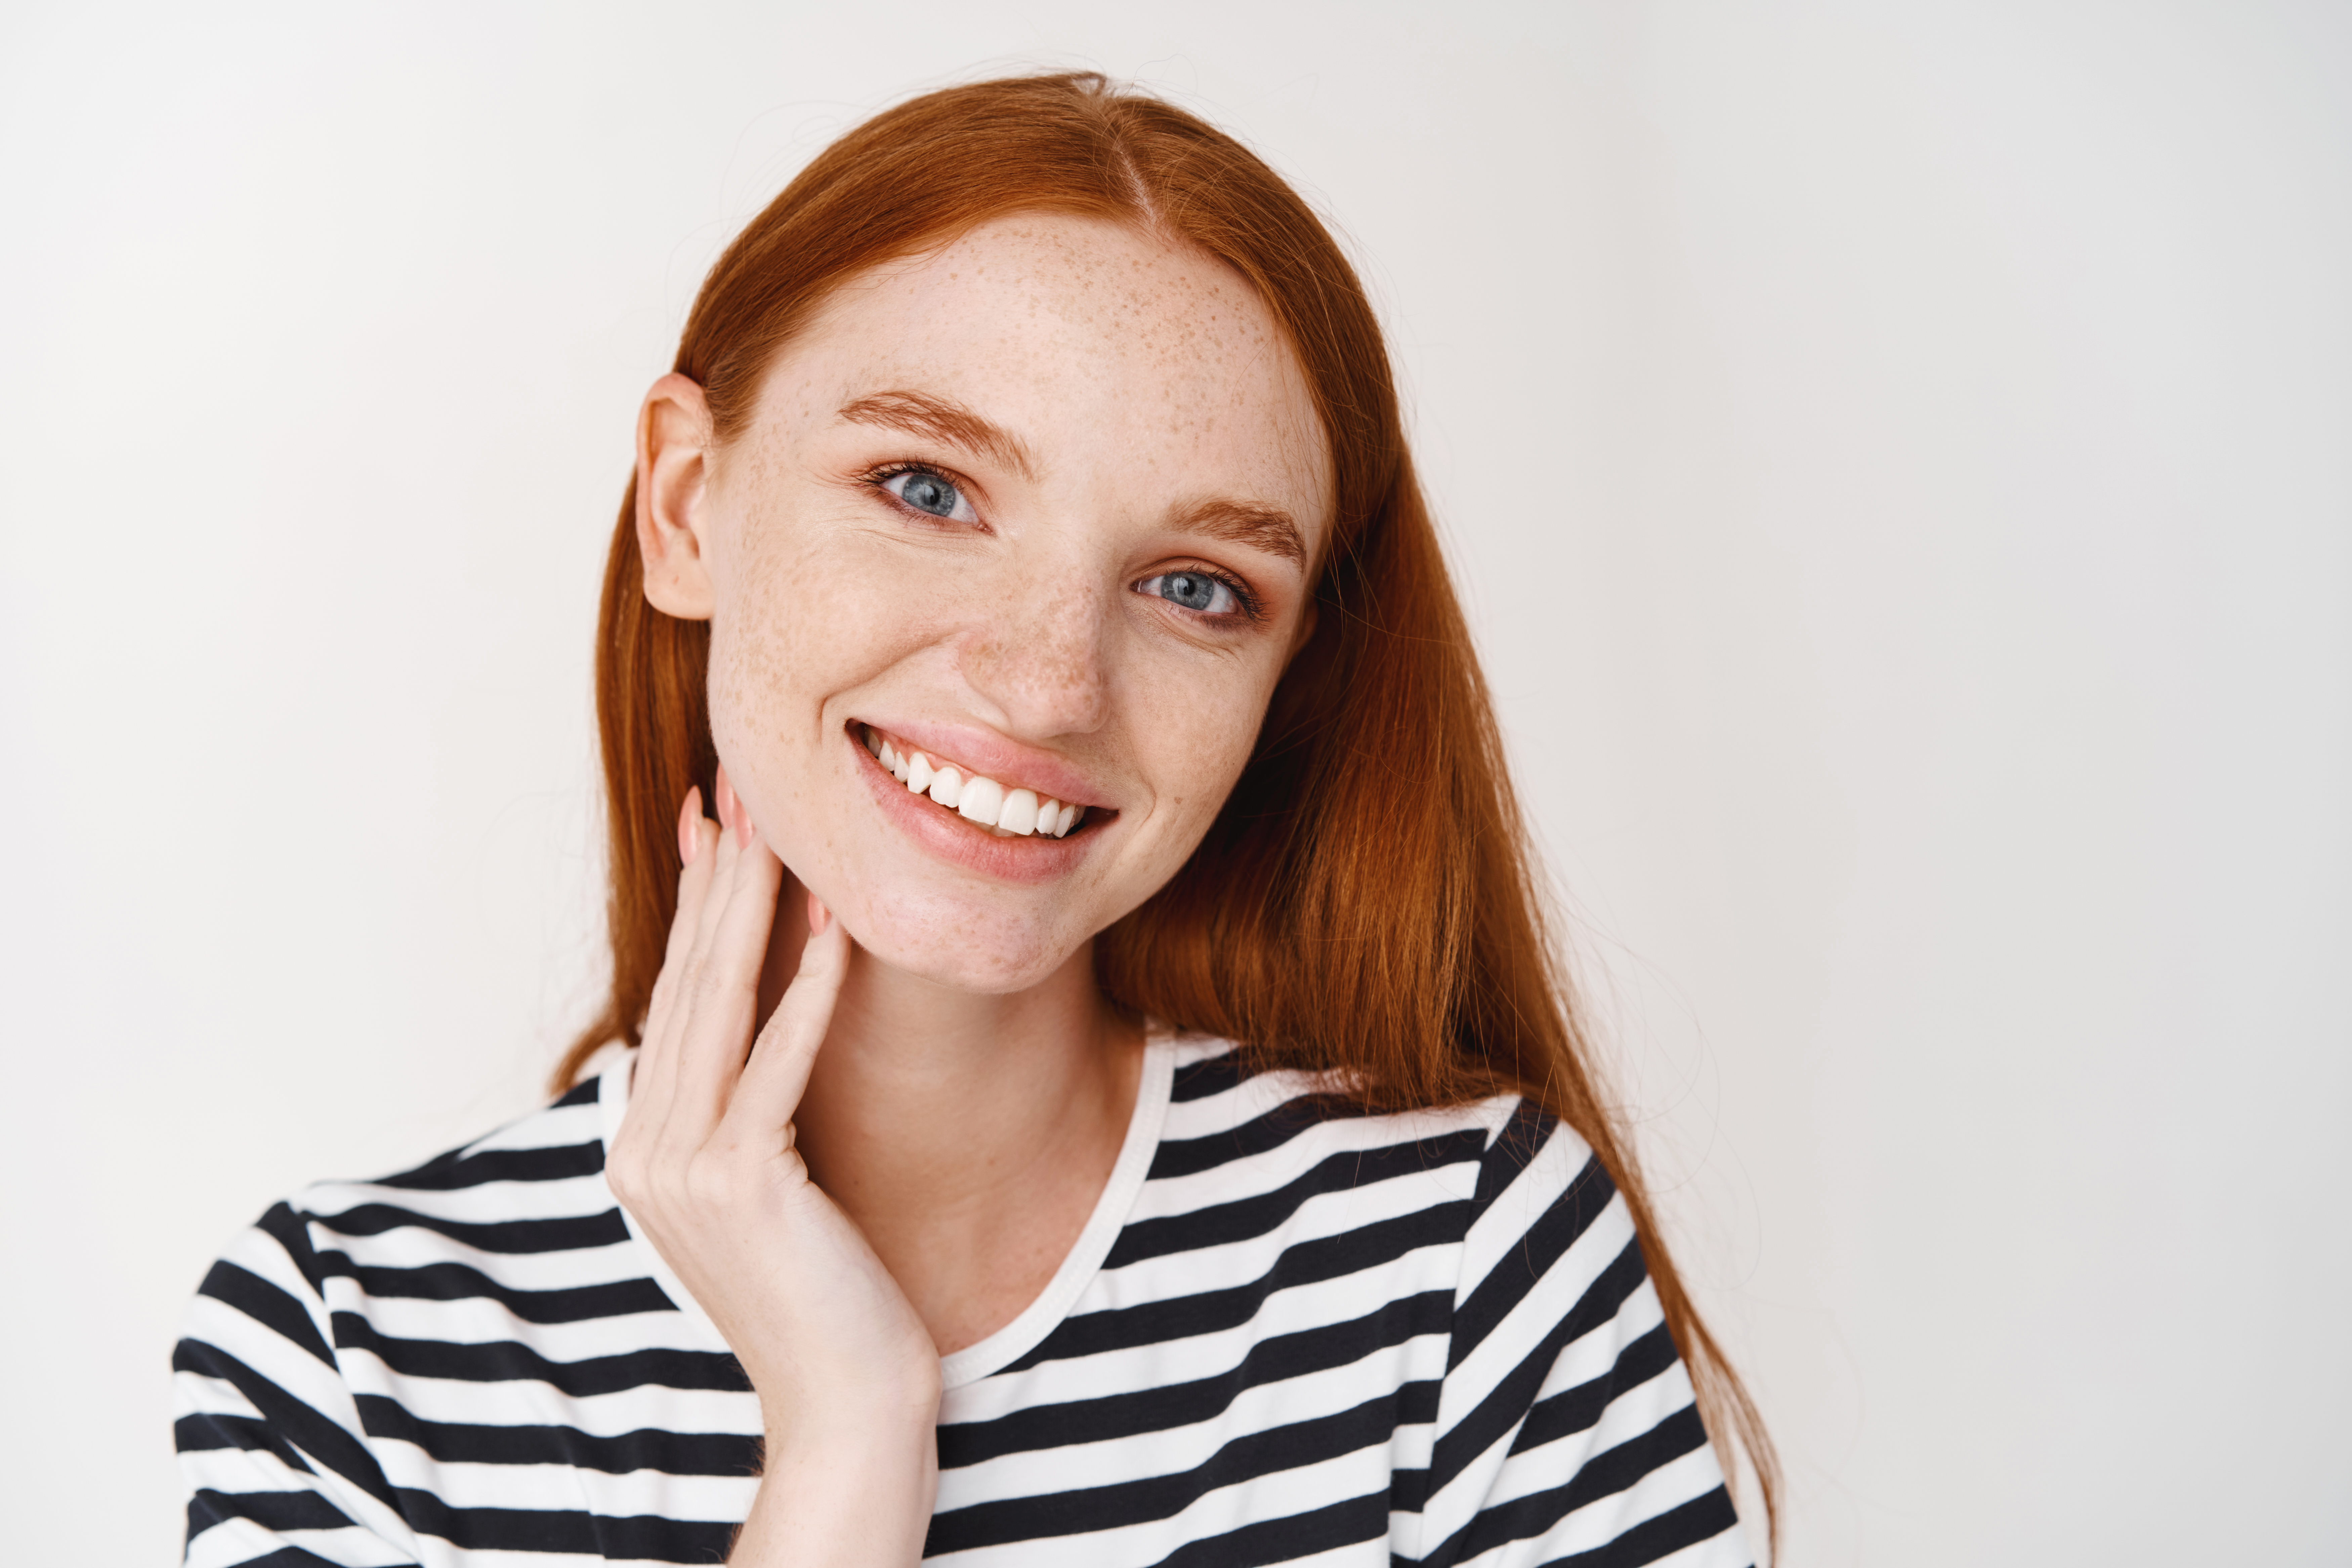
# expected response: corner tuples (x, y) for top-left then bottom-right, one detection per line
(807, 892), (830, 935)
(677, 787), (702, 866)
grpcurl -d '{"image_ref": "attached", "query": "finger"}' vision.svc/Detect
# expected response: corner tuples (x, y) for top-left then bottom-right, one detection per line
(646, 788), (719, 1053)
(674, 763), (751, 1001)
(613, 786), (715, 1202)
(667, 774), (785, 1136)
(628, 788), (721, 1140)
(647, 791), (746, 1141)
(722, 894), (852, 1146)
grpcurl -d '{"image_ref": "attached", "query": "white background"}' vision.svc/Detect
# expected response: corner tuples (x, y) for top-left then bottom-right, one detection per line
(3, 2), (2346, 1563)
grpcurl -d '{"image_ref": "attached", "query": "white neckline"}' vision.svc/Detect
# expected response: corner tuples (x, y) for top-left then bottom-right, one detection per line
(597, 1025), (1177, 1390)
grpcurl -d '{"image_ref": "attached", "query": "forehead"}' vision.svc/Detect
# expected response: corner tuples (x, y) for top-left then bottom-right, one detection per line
(764, 213), (1332, 520)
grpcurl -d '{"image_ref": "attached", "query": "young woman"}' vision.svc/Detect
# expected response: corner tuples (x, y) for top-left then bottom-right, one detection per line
(175, 73), (1776, 1567)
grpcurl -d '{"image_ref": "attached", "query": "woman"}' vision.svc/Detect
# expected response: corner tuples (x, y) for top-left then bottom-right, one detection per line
(175, 73), (1775, 1567)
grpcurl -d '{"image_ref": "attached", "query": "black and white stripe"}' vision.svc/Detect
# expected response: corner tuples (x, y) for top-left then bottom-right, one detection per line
(176, 1030), (1750, 1566)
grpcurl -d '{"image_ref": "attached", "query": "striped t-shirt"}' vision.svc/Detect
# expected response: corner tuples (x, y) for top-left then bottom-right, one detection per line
(175, 1028), (1753, 1567)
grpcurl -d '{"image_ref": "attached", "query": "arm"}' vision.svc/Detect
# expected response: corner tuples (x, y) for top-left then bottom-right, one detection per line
(174, 1210), (423, 1567)
(1407, 1107), (1751, 1568)
(603, 776), (941, 1567)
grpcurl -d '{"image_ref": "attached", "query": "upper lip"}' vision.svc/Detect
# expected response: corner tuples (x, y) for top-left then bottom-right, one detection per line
(852, 716), (1116, 811)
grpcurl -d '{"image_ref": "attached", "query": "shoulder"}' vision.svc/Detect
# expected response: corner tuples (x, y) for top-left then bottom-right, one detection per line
(279, 1074), (621, 1261)
(182, 1074), (650, 1346)
(1125, 1033), (1614, 1279)
(175, 1074), (758, 1566)
(1155, 1033), (1605, 1211)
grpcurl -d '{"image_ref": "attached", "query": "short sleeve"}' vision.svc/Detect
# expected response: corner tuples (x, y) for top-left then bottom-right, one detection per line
(1401, 1105), (1753, 1568)
(174, 1202), (424, 1568)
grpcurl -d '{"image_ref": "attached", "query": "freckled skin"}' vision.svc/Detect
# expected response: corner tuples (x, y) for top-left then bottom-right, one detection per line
(695, 215), (1332, 994)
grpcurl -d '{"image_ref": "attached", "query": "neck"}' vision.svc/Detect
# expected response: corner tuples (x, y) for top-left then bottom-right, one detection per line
(756, 878), (1145, 1353)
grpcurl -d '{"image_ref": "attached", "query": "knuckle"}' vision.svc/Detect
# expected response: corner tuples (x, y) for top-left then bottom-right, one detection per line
(684, 969), (748, 1022)
(683, 1150), (745, 1209)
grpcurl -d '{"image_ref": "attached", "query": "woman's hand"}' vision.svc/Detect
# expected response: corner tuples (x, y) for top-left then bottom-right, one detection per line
(605, 771), (941, 1566)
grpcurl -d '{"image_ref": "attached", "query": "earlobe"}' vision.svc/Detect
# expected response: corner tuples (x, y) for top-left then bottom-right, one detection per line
(637, 372), (718, 621)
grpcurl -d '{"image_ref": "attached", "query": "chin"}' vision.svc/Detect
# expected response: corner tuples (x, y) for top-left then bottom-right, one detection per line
(844, 886), (1088, 996)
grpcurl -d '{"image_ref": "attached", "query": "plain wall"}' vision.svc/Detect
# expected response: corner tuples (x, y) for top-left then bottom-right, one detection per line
(3, 2), (2346, 1562)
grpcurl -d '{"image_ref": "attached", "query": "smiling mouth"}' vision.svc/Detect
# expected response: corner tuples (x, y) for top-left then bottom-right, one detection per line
(857, 724), (1095, 840)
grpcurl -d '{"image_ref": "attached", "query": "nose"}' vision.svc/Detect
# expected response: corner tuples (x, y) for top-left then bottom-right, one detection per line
(956, 565), (1113, 738)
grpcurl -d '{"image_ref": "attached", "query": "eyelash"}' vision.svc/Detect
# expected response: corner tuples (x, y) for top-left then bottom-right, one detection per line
(856, 460), (1265, 624)
(860, 460), (981, 525)
(1146, 563), (1263, 623)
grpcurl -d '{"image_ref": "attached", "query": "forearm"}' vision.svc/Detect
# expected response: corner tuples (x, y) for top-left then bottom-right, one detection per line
(730, 1417), (941, 1567)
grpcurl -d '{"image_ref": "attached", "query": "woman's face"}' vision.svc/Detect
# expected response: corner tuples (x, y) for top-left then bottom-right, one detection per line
(648, 213), (1332, 994)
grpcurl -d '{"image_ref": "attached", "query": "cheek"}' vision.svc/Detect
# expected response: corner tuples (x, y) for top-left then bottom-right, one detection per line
(701, 507), (874, 796)
(1125, 653), (1283, 850)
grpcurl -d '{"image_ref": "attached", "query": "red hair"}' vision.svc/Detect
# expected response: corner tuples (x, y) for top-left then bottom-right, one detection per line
(559, 71), (1777, 1544)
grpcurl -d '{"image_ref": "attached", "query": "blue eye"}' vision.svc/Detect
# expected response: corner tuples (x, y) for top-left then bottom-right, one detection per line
(881, 469), (977, 523)
(1143, 571), (1241, 616)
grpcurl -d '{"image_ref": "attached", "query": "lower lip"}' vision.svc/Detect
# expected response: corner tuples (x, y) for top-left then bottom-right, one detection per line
(851, 728), (1103, 886)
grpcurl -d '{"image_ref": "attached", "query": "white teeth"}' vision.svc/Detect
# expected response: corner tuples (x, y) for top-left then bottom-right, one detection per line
(871, 730), (1093, 839)
(957, 773), (1004, 825)
(998, 788), (1039, 836)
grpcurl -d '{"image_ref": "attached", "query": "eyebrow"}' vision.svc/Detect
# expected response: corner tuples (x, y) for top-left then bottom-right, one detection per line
(1172, 497), (1308, 569)
(837, 390), (1036, 481)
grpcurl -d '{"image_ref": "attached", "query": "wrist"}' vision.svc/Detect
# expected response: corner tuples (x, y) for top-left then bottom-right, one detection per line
(763, 1406), (938, 1476)
(733, 1414), (938, 1568)
(758, 1363), (942, 1457)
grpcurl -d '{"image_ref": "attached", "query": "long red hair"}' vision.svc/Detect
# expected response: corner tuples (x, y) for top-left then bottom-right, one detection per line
(558, 71), (1777, 1545)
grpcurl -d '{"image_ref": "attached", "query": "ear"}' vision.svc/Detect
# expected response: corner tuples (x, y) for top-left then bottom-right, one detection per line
(637, 372), (718, 620)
